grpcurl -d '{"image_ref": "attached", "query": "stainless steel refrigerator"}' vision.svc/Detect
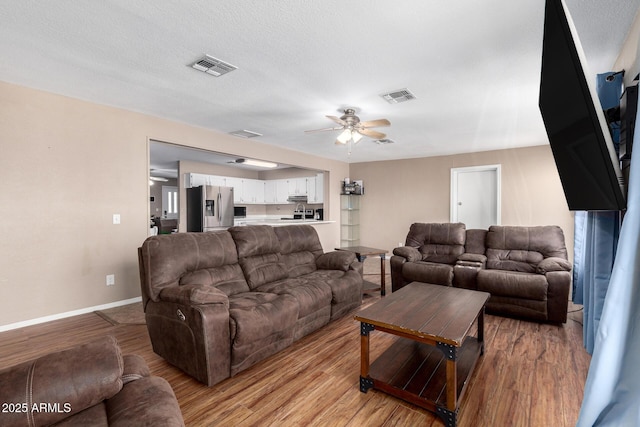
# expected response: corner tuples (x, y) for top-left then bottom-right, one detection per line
(186, 185), (235, 231)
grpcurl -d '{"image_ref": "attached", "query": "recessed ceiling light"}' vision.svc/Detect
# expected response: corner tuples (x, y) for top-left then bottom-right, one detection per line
(230, 130), (263, 138)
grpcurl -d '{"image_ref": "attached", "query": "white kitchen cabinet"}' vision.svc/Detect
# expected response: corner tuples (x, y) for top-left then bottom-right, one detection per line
(186, 173), (227, 188)
(307, 176), (316, 202)
(186, 173), (323, 205)
(242, 179), (265, 204)
(276, 179), (290, 203)
(287, 177), (308, 196)
(306, 173), (324, 203)
(223, 177), (243, 203)
(264, 180), (277, 203)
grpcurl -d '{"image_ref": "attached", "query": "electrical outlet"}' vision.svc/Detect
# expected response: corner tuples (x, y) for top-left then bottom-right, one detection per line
(398, 242), (403, 247)
(113, 214), (121, 225)
(106, 274), (115, 286)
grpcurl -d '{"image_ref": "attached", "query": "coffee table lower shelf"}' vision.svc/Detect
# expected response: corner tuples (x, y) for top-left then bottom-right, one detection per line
(363, 336), (482, 421)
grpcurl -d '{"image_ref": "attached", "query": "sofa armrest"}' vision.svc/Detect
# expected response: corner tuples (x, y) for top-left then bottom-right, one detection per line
(392, 246), (422, 262)
(106, 376), (185, 427)
(546, 270), (572, 323)
(122, 354), (150, 384)
(317, 251), (357, 271)
(0, 336), (123, 427)
(159, 284), (229, 307)
(537, 257), (572, 274)
(457, 253), (487, 268)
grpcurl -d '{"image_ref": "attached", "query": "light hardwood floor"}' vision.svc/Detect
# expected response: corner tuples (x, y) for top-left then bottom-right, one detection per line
(0, 275), (589, 427)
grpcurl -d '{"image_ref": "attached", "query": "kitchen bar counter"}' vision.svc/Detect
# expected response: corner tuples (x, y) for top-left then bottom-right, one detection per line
(233, 217), (335, 226)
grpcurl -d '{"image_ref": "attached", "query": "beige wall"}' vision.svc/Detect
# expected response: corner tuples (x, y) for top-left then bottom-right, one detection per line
(349, 145), (575, 257)
(0, 81), (348, 329)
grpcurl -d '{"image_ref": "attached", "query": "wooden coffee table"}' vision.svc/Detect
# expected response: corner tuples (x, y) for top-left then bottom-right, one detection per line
(354, 282), (490, 426)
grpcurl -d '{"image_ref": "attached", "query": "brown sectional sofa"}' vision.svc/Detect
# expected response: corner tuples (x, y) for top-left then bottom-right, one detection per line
(391, 223), (572, 324)
(0, 335), (184, 427)
(138, 224), (363, 386)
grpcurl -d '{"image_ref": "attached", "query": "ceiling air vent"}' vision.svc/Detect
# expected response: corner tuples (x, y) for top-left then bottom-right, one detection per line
(372, 139), (396, 145)
(191, 54), (237, 77)
(380, 88), (416, 104)
(229, 130), (262, 138)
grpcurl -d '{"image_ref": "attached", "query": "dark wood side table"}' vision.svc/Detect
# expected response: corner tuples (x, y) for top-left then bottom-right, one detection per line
(335, 246), (387, 296)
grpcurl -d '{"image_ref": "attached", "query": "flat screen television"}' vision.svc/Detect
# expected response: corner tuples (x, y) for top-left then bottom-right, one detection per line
(539, 0), (626, 211)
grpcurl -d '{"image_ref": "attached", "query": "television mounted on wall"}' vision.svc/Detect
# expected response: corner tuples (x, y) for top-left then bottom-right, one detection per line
(538, 0), (626, 211)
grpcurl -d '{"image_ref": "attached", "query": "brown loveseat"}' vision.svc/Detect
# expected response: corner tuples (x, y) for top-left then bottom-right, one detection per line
(138, 224), (362, 386)
(391, 223), (572, 324)
(0, 335), (184, 427)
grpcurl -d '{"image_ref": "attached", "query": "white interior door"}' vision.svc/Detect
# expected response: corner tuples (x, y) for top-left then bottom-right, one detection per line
(162, 185), (179, 219)
(451, 165), (500, 229)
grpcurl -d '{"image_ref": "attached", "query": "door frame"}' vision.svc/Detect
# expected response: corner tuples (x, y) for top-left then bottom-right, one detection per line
(450, 164), (501, 226)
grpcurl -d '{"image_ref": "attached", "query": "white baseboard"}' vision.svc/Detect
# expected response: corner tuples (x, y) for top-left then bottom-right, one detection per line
(0, 297), (143, 333)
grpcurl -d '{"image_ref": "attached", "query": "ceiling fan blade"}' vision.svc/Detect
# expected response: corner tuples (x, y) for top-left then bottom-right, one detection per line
(326, 115), (347, 126)
(359, 118), (390, 128)
(304, 126), (343, 134)
(358, 129), (386, 139)
(335, 139), (347, 145)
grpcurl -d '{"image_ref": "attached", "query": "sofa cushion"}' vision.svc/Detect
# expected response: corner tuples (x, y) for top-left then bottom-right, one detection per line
(477, 269), (548, 301)
(229, 226), (289, 289)
(405, 223), (466, 264)
(140, 231), (242, 301)
(229, 225), (282, 258)
(485, 225), (568, 272)
(274, 225), (324, 277)
(256, 278), (332, 318)
(179, 263), (249, 297)
(464, 229), (487, 254)
(485, 249), (543, 273)
(0, 336), (123, 427)
(237, 253), (289, 290)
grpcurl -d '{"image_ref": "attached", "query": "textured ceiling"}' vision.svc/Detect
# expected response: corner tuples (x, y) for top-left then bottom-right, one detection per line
(1, 0), (638, 166)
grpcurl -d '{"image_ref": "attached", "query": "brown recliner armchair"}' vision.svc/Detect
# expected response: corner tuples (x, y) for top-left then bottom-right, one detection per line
(0, 335), (184, 426)
(391, 223), (466, 292)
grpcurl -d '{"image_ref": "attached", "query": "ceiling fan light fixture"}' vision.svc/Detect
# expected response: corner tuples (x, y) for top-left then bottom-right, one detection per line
(235, 158), (278, 168)
(337, 129), (352, 144)
(352, 131), (364, 144)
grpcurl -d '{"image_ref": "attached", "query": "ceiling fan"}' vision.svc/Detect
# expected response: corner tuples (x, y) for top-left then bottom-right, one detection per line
(305, 108), (390, 153)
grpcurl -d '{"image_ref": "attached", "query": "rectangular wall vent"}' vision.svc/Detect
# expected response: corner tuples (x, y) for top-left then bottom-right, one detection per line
(191, 54), (237, 77)
(230, 130), (262, 138)
(380, 88), (416, 104)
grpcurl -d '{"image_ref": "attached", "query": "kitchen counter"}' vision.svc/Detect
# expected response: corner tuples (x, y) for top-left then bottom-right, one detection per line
(234, 216), (334, 227)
